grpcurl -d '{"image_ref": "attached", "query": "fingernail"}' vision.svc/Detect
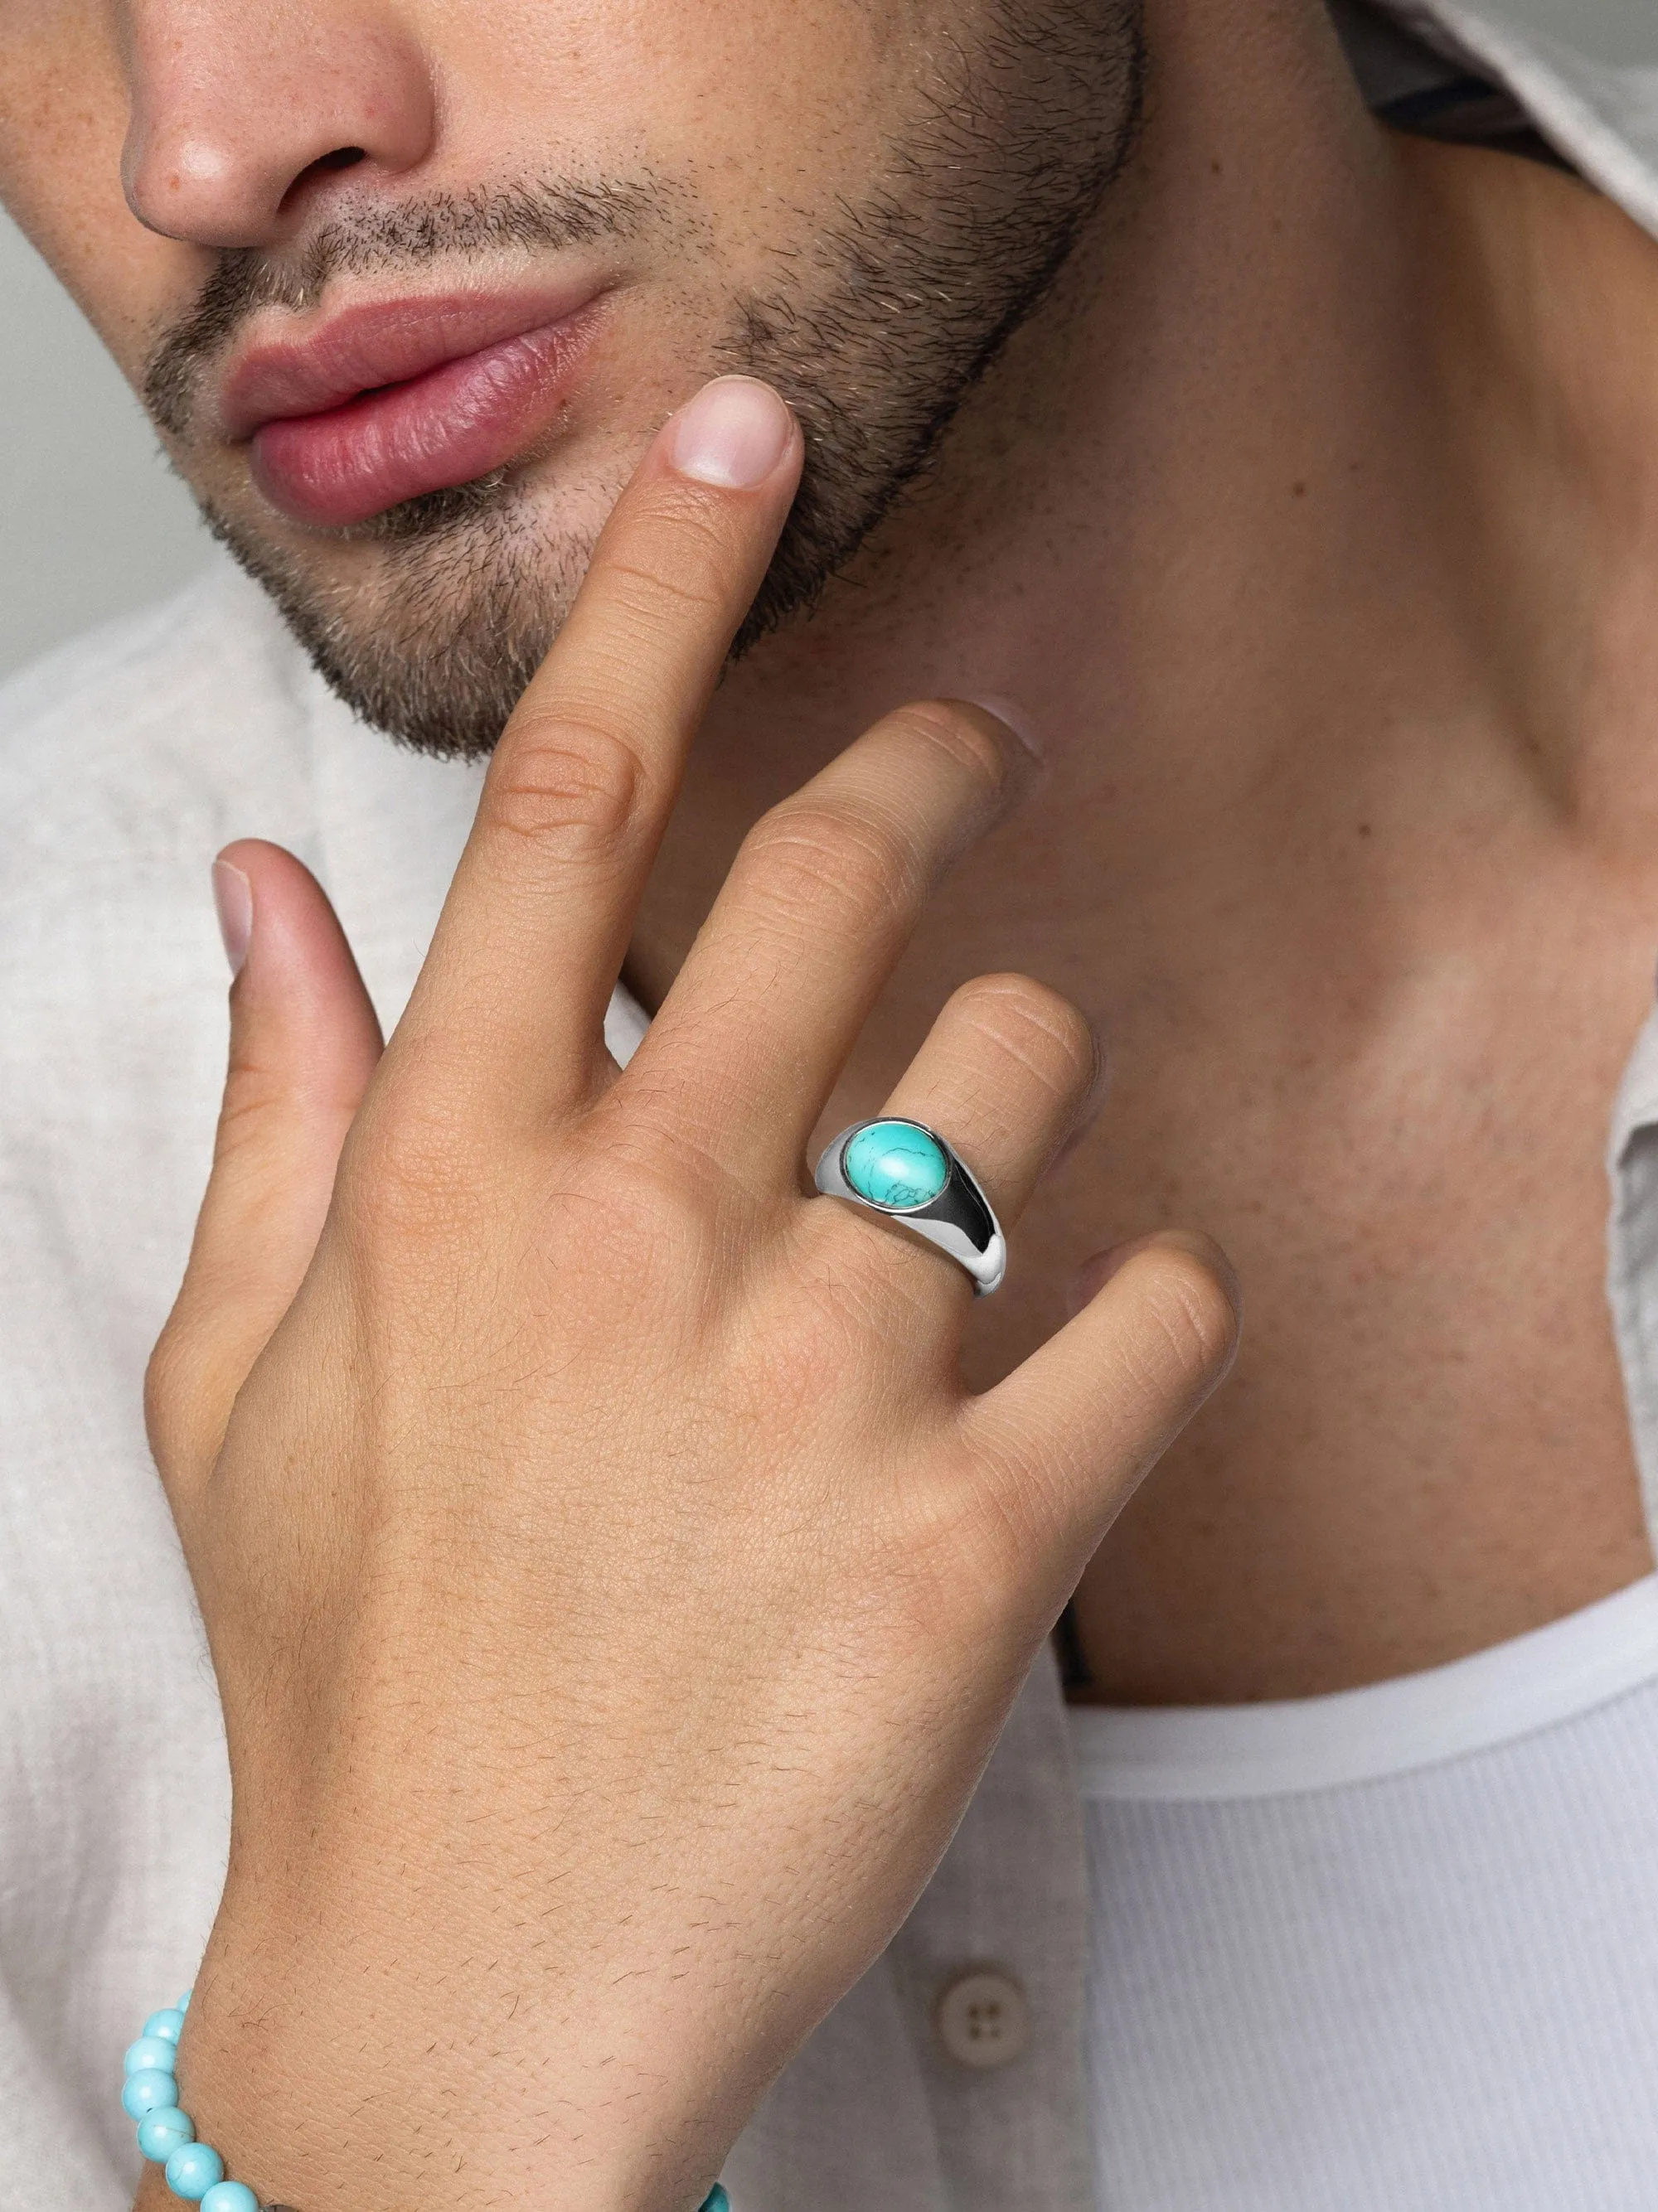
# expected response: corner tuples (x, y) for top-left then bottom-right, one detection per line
(211, 859), (253, 979)
(964, 694), (1043, 761)
(670, 377), (795, 488)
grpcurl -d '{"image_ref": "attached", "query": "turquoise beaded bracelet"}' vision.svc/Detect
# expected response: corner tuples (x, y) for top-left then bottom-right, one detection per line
(123, 1991), (730, 2212)
(122, 1991), (267, 2211)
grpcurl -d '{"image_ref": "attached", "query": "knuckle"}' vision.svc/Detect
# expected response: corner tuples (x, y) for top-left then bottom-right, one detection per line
(142, 1324), (187, 1452)
(954, 1410), (1082, 1572)
(739, 797), (919, 926)
(210, 1037), (300, 1163)
(143, 1319), (218, 1492)
(487, 714), (645, 859)
(880, 699), (1011, 796)
(948, 975), (1100, 1101)
(1127, 1239), (1242, 1384)
(793, 1200), (945, 1344)
(547, 1118), (733, 1288)
(343, 1088), (489, 1242)
(605, 520), (734, 617)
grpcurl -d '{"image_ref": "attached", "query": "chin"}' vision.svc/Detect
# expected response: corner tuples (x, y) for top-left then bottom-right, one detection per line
(202, 460), (617, 760)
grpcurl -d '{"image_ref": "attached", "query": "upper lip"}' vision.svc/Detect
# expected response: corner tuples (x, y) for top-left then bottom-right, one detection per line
(219, 281), (609, 441)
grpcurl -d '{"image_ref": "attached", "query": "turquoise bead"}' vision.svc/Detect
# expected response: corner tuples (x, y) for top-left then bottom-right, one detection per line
(123, 2068), (180, 2120)
(200, 2185), (259, 2212)
(137, 2108), (196, 2161)
(144, 2008), (187, 2046)
(843, 1121), (948, 1210)
(701, 2190), (730, 2212)
(125, 2035), (180, 2077)
(165, 2141), (225, 2200)
(178, 1991), (192, 2013)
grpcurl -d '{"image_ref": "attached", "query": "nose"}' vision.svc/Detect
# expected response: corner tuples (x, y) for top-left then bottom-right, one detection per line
(121, 0), (435, 249)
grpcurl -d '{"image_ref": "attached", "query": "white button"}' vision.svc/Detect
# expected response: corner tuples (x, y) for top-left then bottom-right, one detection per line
(933, 1969), (1031, 2069)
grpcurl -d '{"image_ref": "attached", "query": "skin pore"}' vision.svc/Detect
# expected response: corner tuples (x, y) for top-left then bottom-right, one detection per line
(659, 23), (1658, 1698)
(3, 0), (1658, 1707)
(10, 0), (1142, 754)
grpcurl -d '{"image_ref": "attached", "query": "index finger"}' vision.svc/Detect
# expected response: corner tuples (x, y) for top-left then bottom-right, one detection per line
(397, 375), (802, 1117)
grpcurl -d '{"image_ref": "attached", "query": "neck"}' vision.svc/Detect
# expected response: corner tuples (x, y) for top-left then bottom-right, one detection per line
(639, 0), (1658, 993)
(629, 0), (1658, 1697)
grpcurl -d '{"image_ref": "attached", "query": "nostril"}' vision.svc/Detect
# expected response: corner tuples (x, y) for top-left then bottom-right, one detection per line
(279, 144), (368, 211)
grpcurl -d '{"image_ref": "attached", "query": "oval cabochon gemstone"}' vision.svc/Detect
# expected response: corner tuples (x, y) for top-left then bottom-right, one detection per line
(843, 1121), (950, 1209)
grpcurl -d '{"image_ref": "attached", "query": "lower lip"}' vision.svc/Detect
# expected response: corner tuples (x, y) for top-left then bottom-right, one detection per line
(249, 309), (603, 530)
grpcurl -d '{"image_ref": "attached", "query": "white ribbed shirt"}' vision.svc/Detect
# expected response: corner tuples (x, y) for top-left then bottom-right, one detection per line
(1072, 1578), (1658, 2210)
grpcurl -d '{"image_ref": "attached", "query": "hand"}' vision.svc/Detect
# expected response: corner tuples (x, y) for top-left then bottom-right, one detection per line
(143, 375), (1238, 2212)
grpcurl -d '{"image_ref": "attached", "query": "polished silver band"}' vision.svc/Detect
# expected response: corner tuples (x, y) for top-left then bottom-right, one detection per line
(814, 1120), (1007, 1295)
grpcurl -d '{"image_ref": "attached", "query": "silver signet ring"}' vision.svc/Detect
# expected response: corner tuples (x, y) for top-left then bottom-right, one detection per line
(814, 1119), (1006, 1295)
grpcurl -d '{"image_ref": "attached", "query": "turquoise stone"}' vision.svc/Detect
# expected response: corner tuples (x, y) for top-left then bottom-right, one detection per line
(701, 2190), (731, 2212)
(165, 2140), (225, 2200)
(843, 1121), (949, 1210)
(122, 2068), (179, 2121)
(144, 2008), (187, 2046)
(137, 2108), (196, 2162)
(200, 2184), (260, 2212)
(126, 2035), (180, 2078)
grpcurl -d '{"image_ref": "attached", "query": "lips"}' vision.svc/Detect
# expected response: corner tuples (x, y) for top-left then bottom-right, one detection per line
(221, 287), (609, 530)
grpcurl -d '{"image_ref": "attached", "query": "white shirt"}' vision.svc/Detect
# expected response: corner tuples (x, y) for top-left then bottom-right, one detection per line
(1072, 1577), (1658, 2209)
(6, 8), (1658, 2210)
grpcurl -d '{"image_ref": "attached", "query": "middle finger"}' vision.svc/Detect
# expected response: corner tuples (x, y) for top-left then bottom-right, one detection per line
(620, 699), (1037, 1180)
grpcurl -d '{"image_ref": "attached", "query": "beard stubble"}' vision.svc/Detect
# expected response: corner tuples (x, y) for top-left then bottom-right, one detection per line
(144, 2), (1146, 760)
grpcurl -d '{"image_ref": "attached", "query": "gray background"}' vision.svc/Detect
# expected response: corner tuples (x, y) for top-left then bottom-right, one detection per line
(1, 0), (1654, 683)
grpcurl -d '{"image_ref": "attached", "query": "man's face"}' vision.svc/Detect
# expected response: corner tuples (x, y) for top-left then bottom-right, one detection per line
(0, 0), (1140, 756)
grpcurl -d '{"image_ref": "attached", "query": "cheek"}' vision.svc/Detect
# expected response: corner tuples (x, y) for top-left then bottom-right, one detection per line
(434, 0), (913, 259)
(0, 7), (205, 381)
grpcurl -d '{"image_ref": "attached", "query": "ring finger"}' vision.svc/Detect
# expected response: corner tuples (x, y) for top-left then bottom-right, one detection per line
(802, 970), (1103, 1296)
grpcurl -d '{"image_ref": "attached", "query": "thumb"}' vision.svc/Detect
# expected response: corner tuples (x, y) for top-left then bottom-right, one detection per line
(146, 840), (382, 1500)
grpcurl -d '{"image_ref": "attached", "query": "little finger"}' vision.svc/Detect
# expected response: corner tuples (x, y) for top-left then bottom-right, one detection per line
(963, 1232), (1241, 1561)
